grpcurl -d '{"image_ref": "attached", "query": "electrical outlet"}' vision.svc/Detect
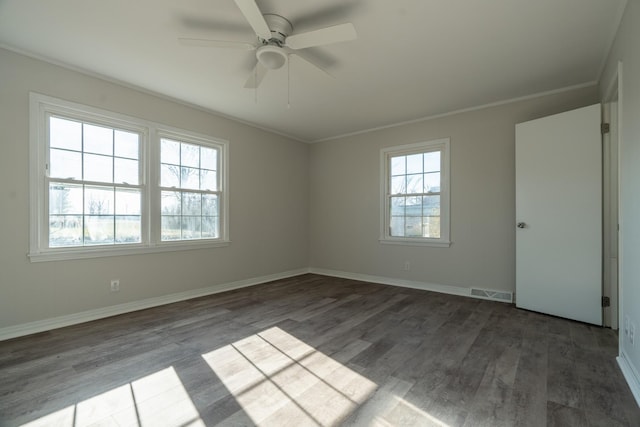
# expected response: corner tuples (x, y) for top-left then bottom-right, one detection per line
(110, 279), (120, 292)
(625, 316), (631, 336)
(404, 261), (411, 271)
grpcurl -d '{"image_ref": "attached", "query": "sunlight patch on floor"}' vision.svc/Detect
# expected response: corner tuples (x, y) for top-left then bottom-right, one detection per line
(379, 396), (450, 427)
(112, 367), (204, 427)
(337, 374), (450, 427)
(20, 366), (204, 427)
(18, 328), (448, 427)
(202, 326), (378, 426)
(19, 405), (76, 427)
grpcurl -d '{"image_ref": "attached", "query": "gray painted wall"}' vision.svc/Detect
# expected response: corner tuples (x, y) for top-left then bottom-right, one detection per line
(0, 48), (310, 329)
(309, 87), (598, 292)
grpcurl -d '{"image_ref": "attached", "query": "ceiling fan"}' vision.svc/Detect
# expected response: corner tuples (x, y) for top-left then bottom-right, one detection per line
(179, 0), (357, 89)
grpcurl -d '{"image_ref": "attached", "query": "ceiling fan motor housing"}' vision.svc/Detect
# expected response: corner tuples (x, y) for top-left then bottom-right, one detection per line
(255, 15), (292, 69)
(263, 14), (292, 44)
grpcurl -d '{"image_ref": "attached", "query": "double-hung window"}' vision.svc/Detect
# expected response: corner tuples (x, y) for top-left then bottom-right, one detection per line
(159, 136), (221, 241)
(46, 115), (144, 248)
(29, 93), (229, 261)
(380, 138), (451, 247)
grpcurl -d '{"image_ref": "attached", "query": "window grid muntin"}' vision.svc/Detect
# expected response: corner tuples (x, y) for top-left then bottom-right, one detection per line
(47, 115), (141, 185)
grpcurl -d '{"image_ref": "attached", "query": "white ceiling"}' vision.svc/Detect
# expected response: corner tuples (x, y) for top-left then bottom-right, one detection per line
(0, 0), (627, 142)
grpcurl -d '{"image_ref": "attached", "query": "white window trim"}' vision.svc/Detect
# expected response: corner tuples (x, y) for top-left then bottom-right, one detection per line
(28, 92), (230, 262)
(379, 138), (451, 248)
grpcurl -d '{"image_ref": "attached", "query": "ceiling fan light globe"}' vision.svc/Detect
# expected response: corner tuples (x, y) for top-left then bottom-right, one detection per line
(256, 45), (287, 70)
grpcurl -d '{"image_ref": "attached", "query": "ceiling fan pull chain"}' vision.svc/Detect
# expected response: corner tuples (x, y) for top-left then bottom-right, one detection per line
(287, 54), (291, 109)
(254, 64), (258, 104)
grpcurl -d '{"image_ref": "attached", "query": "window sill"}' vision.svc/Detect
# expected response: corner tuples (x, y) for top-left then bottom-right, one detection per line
(379, 238), (451, 248)
(28, 240), (231, 262)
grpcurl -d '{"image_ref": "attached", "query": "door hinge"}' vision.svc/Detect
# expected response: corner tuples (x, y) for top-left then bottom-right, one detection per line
(602, 296), (611, 307)
(601, 123), (611, 134)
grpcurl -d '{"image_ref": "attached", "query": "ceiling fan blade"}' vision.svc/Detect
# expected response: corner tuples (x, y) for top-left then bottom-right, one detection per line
(285, 23), (357, 50)
(289, 52), (334, 79)
(178, 38), (255, 50)
(289, 4), (360, 30)
(233, 0), (272, 40)
(244, 61), (268, 88)
(179, 16), (250, 35)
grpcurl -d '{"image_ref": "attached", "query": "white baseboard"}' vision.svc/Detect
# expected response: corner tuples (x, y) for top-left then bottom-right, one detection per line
(309, 267), (471, 298)
(0, 268), (308, 342)
(617, 351), (640, 407)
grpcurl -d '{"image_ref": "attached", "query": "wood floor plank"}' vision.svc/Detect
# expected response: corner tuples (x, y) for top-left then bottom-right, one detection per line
(512, 330), (549, 427)
(586, 409), (632, 427)
(546, 335), (583, 409)
(546, 401), (588, 427)
(351, 339), (423, 385)
(0, 273), (637, 427)
(341, 375), (414, 427)
(463, 343), (520, 427)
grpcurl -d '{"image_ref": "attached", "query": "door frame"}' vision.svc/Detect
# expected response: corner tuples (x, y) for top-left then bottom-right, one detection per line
(602, 61), (622, 331)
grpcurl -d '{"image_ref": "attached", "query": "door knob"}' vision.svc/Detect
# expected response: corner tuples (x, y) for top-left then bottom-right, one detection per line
(517, 222), (526, 229)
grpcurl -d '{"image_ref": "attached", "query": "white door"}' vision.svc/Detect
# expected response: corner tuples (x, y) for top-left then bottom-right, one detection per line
(515, 104), (602, 325)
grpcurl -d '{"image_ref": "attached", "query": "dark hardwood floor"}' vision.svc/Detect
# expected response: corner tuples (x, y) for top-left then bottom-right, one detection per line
(1, 274), (638, 426)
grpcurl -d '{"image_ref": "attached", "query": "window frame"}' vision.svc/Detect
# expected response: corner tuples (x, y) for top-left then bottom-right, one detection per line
(29, 93), (229, 262)
(380, 138), (451, 247)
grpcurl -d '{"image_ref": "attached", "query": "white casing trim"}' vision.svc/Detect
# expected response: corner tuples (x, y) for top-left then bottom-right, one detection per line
(618, 351), (640, 407)
(0, 268), (308, 341)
